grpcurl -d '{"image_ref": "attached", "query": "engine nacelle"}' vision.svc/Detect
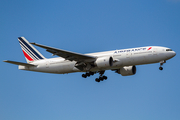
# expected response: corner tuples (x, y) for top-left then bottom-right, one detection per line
(117, 66), (136, 76)
(95, 57), (113, 69)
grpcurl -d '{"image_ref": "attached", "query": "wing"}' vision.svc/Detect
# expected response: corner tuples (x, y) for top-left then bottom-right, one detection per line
(30, 43), (96, 62)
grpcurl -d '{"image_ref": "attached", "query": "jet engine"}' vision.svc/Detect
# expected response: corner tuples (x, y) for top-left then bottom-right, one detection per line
(95, 56), (113, 69)
(116, 66), (136, 76)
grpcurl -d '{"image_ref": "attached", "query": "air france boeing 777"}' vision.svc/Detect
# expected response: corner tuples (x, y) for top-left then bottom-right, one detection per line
(4, 37), (176, 82)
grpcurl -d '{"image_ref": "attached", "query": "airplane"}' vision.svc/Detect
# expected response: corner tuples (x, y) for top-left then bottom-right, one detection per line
(4, 37), (176, 82)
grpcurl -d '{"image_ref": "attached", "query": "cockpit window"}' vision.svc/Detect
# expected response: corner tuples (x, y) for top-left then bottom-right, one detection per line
(166, 49), (172, 51)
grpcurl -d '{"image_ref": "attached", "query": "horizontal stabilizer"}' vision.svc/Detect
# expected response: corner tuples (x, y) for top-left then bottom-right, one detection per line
(3, 60), (36, 67)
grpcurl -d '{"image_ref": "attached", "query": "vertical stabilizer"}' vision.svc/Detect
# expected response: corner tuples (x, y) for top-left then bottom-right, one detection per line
(18, 37), (46, 63)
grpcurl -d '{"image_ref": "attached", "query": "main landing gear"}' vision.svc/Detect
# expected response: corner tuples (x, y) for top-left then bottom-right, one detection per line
(159, 60), (166, 70)
(95, 71), (107, 82)
(82, 71), (108, 82)
(82, 72), (94, 78)
(95, 76), (107, 82)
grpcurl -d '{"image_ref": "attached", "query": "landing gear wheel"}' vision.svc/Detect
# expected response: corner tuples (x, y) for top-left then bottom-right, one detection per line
(86, 73), (90, 77)
(95, 78), (100, 82)
(82, 74), (87, 78)
(90, 72), (94, 75)
(159, 67), (163, 70)
(103, 76), (107, 80)
(99, 76), (104, 81)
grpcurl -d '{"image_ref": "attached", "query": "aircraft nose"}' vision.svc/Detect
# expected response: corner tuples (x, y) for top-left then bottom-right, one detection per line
(166, 51), (176, 59)
(172, 51), (176, 57)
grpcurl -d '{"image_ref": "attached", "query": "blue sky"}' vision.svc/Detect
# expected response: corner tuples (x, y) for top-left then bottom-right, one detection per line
(0, 0), (180, 120)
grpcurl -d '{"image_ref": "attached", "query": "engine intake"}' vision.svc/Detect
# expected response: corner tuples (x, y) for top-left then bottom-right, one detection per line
(95, 57), (113, 69)
(117, 66), (136, 76)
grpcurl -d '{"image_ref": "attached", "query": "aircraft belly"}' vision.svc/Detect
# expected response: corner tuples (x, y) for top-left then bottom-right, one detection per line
(48, 62), (76, 74)
(131, 54), (146, 65)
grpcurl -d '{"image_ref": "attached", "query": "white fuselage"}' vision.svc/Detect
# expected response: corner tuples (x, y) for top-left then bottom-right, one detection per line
(19, 46), (176, 74)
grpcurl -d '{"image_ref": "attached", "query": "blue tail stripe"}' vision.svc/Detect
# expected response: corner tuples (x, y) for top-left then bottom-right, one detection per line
(18, 37), (43, 59)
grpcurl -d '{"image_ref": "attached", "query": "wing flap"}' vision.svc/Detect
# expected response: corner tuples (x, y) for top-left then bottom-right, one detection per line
(31, 43), (96, 62)
(4, 60), (36, 67)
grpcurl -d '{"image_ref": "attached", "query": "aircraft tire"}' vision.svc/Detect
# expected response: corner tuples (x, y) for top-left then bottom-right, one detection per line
(86, 73), (90, 77)
(95, 78), (100, 82)
(99, 77), (104, 81)
(90, 72), (94, 75)
(82, 74), (87, 78)
(103, 76), (107, 80)
(159, 67), (163, 70)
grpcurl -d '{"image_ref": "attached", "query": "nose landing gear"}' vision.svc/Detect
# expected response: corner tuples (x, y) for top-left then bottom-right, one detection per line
(159, 60), (166, 70)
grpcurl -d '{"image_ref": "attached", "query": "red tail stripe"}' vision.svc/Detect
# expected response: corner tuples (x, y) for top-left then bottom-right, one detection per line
(22, 50), (34, 61)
